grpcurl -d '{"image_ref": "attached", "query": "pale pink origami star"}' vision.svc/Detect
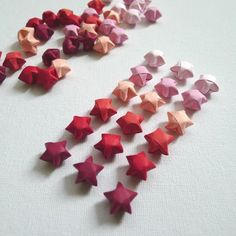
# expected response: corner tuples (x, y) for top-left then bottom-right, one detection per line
(112, 81), (138, 102)
(154, 77), (179, 98)
(144, 6), (162, 22)
(124, 9), (141, 25)
(140, 91), (165, 113)
(99, 19), (116, 35)
(109, 27), (128, 45)
(144, 50), (165, 68)
(63, 24), (80, 37)
(111, 2), (127, 19)
(129, 65), (152, 87)
(182, 89), (207, 111)
(129, 0), (147, 13)
(194, 74), (219, 95)
(93, 36), (115, 54)
(165, 110), (193, 135)
(51, 59), (71, 78)
(170, 61), (194, 81)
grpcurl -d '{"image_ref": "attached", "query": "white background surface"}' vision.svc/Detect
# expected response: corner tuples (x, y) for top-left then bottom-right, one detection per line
(0, 0), (235, 235)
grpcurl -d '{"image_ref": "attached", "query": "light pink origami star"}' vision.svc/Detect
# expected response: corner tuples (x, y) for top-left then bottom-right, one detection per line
(111, 2), (127, 19)
(144, 6), (162, 22)
(123, 9), (141, 25)
(182, 89), (207, 111)
(170, 61), (194, 81)
(129, 0), (147, 13)
(140, 91), (165, 113)
(51, 59), (71, 79)
(144, 50), (165, 68)
(63, 24), (80, 37)
(109, 27), (128, 45)
(129, 65), (152, 87)
(98, 19), (116, 35)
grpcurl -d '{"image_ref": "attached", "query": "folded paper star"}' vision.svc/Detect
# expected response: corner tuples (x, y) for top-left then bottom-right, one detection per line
(126, 151), (156, 180)
(90, 98), (117, 122)
(116, 111), (144, 135)
(3, 51), (26, 72)
(93, 36), (115, 54)
(26, 17), (43, 28)
(63, 36), (80, 54)
(73, 156), (104, 186)
(129, 0), (147, 13)
(109, 27), (128, 45)
(40, 140), (71, 167)
(170, 61), (194, 81)
(51, 59), (71, 78)
(35, 24), (54, 41)
(144, 6), (162, 22)
(144, 50), (165, 68)
(63, 24), (80, 37)
(42, 48), (60, 66)
(104, 182), (138, 214)
(81, 8), (99, 20)
(144, 128), (175, 155)
(124, 9), (141, 25)
(94, 133), (123, 159)
(88, 0), (105, 14)
(140, 91), (165, 113)
(99, 19), (116, 35)
(112, 81), (138, 102)
(194, 74), (219, 95)
(37, 67), (59, 90)
(154, 77), (179, 98)
(129, 65), (152, 87)
(82, 35), (97, 51)
(18, 66), (40, 85)
(103, 10), (120, 23)
(84, 15), (101, 25)
(79, 22), (98, 37)
(57, 9), (81, 26)
(42, 10), (59, 28)
(0, 66), (6, 84)
(165, 110), (193, 135)
(66, 116), (94, 141)
(111, 3), (127, 19)
(18, 27), (41, 54)
(182, 89), (207, 111)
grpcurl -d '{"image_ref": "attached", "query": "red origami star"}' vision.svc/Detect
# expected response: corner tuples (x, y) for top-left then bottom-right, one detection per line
(94, 133), (123, 159)
(88, 0), (105, 14)
(40, 140), (71, 167)
(90, 98), (117, 122)
(3, 51), (26, 72)
(126, 152), (156, 180)
(73, 156), (104, 186)
(66, 116), (94, 141)
(116, 111), (144, 135)
(144, 128), (175, 155)
(104, 182), (138, 214)
(37, 67), (59, 90)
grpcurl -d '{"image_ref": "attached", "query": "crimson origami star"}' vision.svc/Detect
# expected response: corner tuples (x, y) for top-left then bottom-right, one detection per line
(40, 140), (71, 167)
(104, 182), (138, 214)
(94, 133), (123, 159)
(144, 128), (175, 155)
(90, 98), (117, 122)
(73, 156), (104, 186)
(116, 111), (144, 135)
(66, 116), (94, 141)
(126, 151), (156, 180)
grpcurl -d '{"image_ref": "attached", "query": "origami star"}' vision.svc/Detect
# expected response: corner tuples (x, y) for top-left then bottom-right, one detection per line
(57, 9), (81, 26)
(40, 140), (71, 167)
(90, 98), (117, 122)
(26, 17), (43, 28)
(3, 51), (26, 72)
(0, 66), (6, 84)
(37, 67), (59, 90)
(129, 0), (147, 13)
(154, 77), (179, 98)
(42, 10), (59, 28)
(140, 91), (165, 113)
(165, 110), (193, 135)
(35, 24), (54, 41)
(144, 6), (162, 22)
(66, 116), (94, 141)
(73, 156), (104, 186)
(88, 0), (105, 14)
(104, 182), (138, 214)
(82, 35), (97, 51)
(51, 59), (71, 79)
(129, 65), (152, 87)
(111, 2), (127, 19)
(98, 19), (116, 35)
(144, 50), (165, 68)
(112, 81), (138, 102)
(94, 133), (123, 159)
(81, 8), (99, 20)
(182, 89), (207, 111)
(42, 48), (60, 66)
(126, 151), (156, 180)
(103, 10), (120, 23)
(170, 61), (194, 81)
(18, 27), (41, 54)
(123, 9), (141, 25)
(116, 111), (144, 135)
(144, 128), (175, 155)
(79, 22), (98, 37)
(93, 36), (115, 54)
(109, 27), (128, 45)
(63, 36), (80, 54)
(194, 74), (219, 95)
(18, 66), (40, 85)
(63, 24), (80, 37)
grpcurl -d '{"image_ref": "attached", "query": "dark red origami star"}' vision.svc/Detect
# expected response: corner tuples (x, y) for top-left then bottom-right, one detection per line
(3, 51), (26, 72)
(90, 98), (117, 122)
(73, 156), (104, 186)
(126, 152), (156, 180)
(40, 140), (71, 167)
(104, 182), (138, 214)
(66, 116), (94, 141)
(116, 111), (144, 135)
(88, 0), (105, 14)
(94, 133), (123, 159)
(37, 67), (59, 90)
(144, 128), (175, 155)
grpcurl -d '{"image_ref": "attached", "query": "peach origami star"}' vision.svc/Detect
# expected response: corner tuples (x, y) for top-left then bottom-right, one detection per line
(140, 91), (165, 113)
(79, 22), (98, 37)
(51, 59), (71, 79)
(18, 27), (40, 54)
(165, 110), (193, 135)
(103, 10), (120, 23)
(112, 81), (138, 102)
(93, 36), (115, 54)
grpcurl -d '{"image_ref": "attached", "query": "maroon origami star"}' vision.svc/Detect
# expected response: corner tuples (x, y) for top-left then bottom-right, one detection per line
(116, 111), (144, 135)
(66, 116), (94, 141)
(90, 98), (117, 122)
(94, 133), (123, 160)
(126, 152), (156, 180)
(73, 156), (104, 186)
(144, 128), (175, 155)
(104, 182), (138, 214)
(40, 140), (71, 167)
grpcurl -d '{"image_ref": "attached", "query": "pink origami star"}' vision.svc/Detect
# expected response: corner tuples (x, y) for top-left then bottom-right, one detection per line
(63, 24), (80, 37)
(144, 6), (162, 22)
(129, 65), (152, 87)
(123, 9), (141, 25)
(109, 27), (128, 45)
(170, 61), (194, 81)
(98, 19), (116, 35)
(144, 50), (165, 68)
